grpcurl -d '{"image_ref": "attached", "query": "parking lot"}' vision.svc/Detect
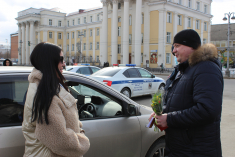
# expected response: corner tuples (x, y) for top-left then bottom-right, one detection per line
(132, 75), (235, 157)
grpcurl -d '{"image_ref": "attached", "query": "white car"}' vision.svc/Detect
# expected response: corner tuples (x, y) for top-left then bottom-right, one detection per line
(90, 64), (165, 98)
(66, 64), (100, 76)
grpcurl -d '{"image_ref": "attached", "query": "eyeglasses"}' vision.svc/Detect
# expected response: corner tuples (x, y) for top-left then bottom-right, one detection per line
(60, 56), (64, 63)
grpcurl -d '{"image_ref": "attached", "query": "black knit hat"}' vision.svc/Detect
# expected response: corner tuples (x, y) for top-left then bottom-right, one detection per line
(173, 29), (201, 50)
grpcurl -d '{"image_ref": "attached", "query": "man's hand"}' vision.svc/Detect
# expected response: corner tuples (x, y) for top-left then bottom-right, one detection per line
(155, 114), (168, 127)
(149, 112), (156, 121)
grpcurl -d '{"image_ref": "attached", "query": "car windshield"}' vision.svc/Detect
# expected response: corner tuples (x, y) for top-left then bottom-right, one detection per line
(91, 68), (121, 77)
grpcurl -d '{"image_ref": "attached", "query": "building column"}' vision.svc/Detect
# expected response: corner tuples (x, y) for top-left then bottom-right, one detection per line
(54, 31), (57, 45)
(208, 21), (211, 43)
(38, 31), (40, 44)
(22, 23), (25, 65)
(93, 28), (96, 62)
(201, 20), (204, 44)
(29, 21), (34, 56)
(193, 17), (196, 30)
(18, 23), (22, 65)
(86, 29), (89, 61)
(69, 31), (71, 64)
(131, 1), (136, 63)
(63, 31), (66, 57)
(143, 1), (150, 67)
(184, 14), (188, 29)
(121, 2), (124, 64)
(74, 30), (77, 62)
(134, 0), (142, 67)
(101, 1), (109, 64)
(123, 0), (130, 64)
(43, 30), (47, 42)
(158, 9), (166, 66)
(26, 22), (29, 65)
(111, 0), (118, 65)
(173, 12), (178, 36)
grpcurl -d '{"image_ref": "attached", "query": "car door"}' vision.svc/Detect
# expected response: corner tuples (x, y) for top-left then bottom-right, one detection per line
(0, 74), (29, 157)
(76, 67), (92, 76)
(137, 68), (154, 94)
(124, 68), (143, 96)
(66, 78), (142, 157)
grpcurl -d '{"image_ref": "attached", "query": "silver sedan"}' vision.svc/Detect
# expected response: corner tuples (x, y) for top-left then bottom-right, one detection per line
(0, 67), (165, 157)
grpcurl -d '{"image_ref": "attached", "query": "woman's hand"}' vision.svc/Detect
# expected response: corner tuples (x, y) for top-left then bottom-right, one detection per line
(155, 114), (168, 127)
(149, 112), (156, 121)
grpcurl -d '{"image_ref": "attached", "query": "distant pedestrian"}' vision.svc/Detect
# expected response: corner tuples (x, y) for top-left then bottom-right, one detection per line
(22, 42), (90, 157)
(3, 59), (12, 66)
(160, 63), (164, 73)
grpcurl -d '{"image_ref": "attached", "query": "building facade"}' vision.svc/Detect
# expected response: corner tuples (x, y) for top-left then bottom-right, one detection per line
(10, 33), (18, 61)
(16, 0), (212, 67)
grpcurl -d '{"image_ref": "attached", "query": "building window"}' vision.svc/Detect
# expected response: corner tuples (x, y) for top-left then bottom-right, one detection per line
(178, 0), (182, 5)
(166, 53), (171, 64)
(49, 19), (52, 26)
(78, 18), (80, 24)
(118, 17), (121, 22)
(90, 56), (92, 62)
(188, 18), (191, 27)
(141, 33), (143, 44)
(58, 20), (61, 26)
(118, 27), (121, 36)
(118, 44), (121, 54)
(72, 44), (74, 51)
(196, 20), (200, 29)
(84, 30), (86, 37)
(142, 14), (144, 24)
(188, 0), (191, 8)
(203, 39), (207, 44)
(84, 17), (86, 23)
(90, 16), (93, 22)
(83, 43), (86, 50)
(90, 42), (92, 50)
(58, 33), (62, 39)
(204, 22), (207, 31)
(78, 31), (80, 37)
(90, 29), (92, 36)
(96, 56), (99, 62)
(141, 53), (143, 63)
(96, 42), (99, 50)
(67, 45), (69, 51)
(129, 16), (132, 25)
(49, 32), (52, 38)
(129, 34), (132, 44)
(97, 28), (99, 36)
(118, 3), (121, 9)
(167, 12), (172, 23)
(196, 2), (200, 11)
(72, 32), (74, 39)
(97, 14), (100, 21)
(67, 21), (69, 26)
(73, 20), (74, 25)
(178, 15), (182, 25)
(67, 33), (69, 39)
(167, 32), (171, 43)
(204, 5), (207, 13)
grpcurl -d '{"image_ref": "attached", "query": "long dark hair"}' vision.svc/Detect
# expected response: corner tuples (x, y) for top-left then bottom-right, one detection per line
(30, 42), (68, 124)
(3, 59), (12, 66)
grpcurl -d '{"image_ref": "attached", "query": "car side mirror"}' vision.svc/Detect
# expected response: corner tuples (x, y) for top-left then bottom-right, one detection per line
(151, 75), (155, 78)
(123, 102), (137, 116)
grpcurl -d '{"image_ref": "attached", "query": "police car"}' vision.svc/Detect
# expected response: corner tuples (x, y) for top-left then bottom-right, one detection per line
(90, 64), (165, 98)
(66, 64), (100, 76)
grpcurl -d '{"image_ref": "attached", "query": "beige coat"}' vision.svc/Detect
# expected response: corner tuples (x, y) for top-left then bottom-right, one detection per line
(22, 68), (90, 157)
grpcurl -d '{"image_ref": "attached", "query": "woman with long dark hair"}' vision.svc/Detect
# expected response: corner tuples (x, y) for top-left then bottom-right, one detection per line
(22, 42), (90, 157)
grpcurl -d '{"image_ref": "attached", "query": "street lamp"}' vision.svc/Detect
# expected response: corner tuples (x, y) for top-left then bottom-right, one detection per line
(223, 12), (235, 77)
(78, 32), (84, 63)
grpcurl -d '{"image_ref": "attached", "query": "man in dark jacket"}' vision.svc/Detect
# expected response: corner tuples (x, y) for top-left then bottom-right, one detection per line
(149, 29), (223, 157)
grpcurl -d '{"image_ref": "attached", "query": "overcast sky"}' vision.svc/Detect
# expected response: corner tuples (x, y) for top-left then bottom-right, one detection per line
(0, 0), (234, 45)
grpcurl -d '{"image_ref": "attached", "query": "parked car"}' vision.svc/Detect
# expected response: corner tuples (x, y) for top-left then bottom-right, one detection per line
(0, 66), (165, 157)
(90, 64), (165, 98)
(66, 64), (100, 76)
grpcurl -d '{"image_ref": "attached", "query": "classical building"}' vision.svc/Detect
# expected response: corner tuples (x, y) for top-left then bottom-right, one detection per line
(211, 23), (235, 66)
(16, 0), (212, 67)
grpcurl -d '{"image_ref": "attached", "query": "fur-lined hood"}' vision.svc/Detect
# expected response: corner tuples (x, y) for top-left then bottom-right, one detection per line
(189, 43), (218, 66)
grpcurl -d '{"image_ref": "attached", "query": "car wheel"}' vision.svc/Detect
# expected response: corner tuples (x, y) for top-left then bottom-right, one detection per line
(121, 88), (131, 98)
(158, 84), (165, 91)
(146, 138), (166, 157)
